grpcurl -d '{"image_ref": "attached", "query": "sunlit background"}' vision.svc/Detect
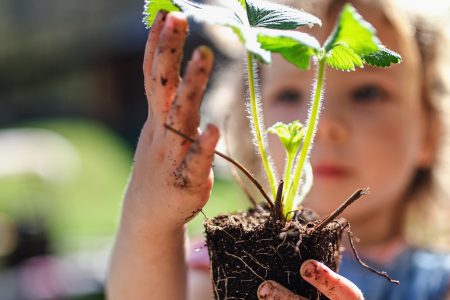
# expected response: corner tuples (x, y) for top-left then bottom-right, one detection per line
(0, 0), (250, 299)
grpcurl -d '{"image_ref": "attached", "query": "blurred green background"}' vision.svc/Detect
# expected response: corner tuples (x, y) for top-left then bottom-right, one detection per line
(0, 118), (247, 250)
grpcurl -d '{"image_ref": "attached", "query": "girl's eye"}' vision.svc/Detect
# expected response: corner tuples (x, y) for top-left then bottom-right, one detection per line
(351, 85), (386, 104)
(273, 88), (303, 105)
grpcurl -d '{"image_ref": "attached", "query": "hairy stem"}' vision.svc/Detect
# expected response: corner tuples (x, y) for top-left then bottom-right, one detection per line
(282, 153), (295, 204)
(285, 58), (326, 216)
(246, 51), (278, 199)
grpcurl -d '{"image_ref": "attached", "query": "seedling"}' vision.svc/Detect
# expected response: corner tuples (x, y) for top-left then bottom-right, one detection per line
(144, 0), (400, 219)
(143, 1), (401, 298)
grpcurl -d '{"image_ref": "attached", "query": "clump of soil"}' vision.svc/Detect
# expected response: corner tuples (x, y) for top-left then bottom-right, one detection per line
(204, 208), (346, 300)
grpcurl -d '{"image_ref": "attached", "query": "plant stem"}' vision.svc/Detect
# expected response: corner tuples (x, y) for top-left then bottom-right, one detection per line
(246, 51), (278, 199)
(285, 58), (326, 215)
(272, 180), (284, 223)
(282, 153), (295, 202)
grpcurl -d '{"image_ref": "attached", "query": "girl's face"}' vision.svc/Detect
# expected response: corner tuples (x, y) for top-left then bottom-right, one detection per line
(262, 11), (431, 224)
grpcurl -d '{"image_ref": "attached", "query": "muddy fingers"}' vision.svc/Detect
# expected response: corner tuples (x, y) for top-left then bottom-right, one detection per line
(257, 281), (307, 300)
(150, 12), (188, 125)
(173, 124), (219, 192)
(300, 260), (364, 300)
(143, 10), (168, 120)
(143, 11), (167, 109)
(168, 46), (214, 138)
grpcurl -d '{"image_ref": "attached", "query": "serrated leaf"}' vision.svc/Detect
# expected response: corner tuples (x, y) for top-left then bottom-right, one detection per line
(325, 43), (363, 71)
(246, 0), (321, 30)
(173, 0), (242, 27)
(268, 121), (305, 155)
(324, 3), (379, 56)
(143, 0), (180, 28)
(171, 0), (271, 63)
(362, 45), (402, 67)
(257, 29), (320, 69)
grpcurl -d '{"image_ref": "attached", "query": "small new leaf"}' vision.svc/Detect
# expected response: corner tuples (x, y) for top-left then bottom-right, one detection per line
(246, 0), (321, 30)
(326, 43), (363, 71)
(268, 121), (305, 156)
(258, 30), (320, 70)
(324, 3), (379, 56)
(143, 0), (180, 28)
(362, 46), (402, 67)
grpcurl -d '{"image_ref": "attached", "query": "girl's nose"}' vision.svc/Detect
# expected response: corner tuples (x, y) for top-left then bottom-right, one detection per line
(315, 105), (348, 144)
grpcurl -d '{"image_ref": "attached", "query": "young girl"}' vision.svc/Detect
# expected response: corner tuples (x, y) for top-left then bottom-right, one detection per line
(107, 0), (450, 299)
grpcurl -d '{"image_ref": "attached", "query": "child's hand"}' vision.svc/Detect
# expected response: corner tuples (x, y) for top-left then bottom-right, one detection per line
(257, 260), (364, 300)
(125, 11), (219, 230)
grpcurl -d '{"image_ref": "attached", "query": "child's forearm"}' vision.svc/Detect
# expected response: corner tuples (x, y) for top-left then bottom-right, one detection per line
(107, 199), (187, 299)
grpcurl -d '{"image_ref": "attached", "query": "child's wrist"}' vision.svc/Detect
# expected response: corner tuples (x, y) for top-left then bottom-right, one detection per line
(120, 197), (185, 235)
(119, 209), (186, 242)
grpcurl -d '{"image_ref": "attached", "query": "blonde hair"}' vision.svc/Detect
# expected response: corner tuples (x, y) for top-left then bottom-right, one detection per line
(205, 0), (450, 249)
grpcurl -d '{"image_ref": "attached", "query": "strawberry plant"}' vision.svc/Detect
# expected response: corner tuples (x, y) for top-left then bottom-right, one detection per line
(144, 0), (401, 298)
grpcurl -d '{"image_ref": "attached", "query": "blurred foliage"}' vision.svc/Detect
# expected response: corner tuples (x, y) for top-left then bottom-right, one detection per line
(0, 118), (133, 252)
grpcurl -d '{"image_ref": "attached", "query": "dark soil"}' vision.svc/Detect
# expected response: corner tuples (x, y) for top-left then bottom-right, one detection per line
(204, 208), (346, 300)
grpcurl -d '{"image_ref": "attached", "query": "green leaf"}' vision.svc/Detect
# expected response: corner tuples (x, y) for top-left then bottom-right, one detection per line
(268, 121), (305, 155)
(362, 45), (402, 67)
(143, 0), (180, 28)
(324, 3), (379, 56)
(257, 29), (320, 69)
(246, 0), (321, 30)
(172, 0), (271, 62)
(239, 27), (272, 63)
(172, 0), (241, 27)
(325, 43), (363, 71)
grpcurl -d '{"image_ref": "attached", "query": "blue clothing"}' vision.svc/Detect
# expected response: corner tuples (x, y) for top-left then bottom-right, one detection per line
(340, 248), (450, 300)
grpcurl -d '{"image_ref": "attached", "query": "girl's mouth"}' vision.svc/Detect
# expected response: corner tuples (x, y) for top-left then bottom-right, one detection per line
(313, 164), (350, 179)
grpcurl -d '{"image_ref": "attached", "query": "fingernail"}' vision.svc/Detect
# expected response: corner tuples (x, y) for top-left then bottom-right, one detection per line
(193, 46), (213, 61)
(258, 281), (274, 298)
(161, 10), (168, 20)
(300, 260), (316, 278)
(165, 13), (176, 29)
(165, 11), (185, 29)
(205, 124), (218, 139)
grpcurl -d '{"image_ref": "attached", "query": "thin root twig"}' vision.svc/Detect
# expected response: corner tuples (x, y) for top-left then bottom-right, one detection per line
(347, 229), (400, 285)
(314, 188), (369, 232)
(223, 115), (262, 210)
(224, 251), (266, 281)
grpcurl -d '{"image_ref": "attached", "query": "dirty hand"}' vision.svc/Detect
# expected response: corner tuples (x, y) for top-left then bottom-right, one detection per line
(257, 260), (364, 300)
(125, 11), (219, 228)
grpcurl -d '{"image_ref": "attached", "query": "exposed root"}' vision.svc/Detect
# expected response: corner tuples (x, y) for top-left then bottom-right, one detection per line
(314, 188), (369, 232)
(206, 210), (344, 299)
(224, 251), (266, 281)
(346, 227), (400, 285)
(223, 115), (262, 210)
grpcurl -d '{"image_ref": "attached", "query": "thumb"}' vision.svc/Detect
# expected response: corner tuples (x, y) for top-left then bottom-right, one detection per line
(258, 280), (307, 300)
